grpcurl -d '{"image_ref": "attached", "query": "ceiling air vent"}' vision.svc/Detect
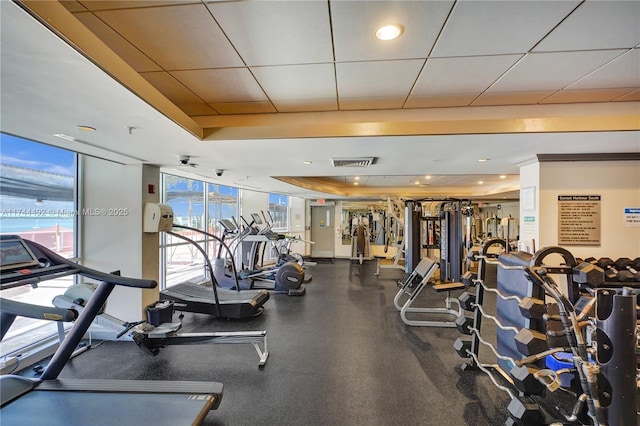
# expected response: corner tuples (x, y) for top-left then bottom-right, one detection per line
(331, 157), (376, 168)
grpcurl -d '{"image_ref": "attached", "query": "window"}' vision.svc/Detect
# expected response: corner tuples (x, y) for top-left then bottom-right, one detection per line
(160, 175), (238, 289)
(268, 193), (289, 230)
(0, 133), (78, 361)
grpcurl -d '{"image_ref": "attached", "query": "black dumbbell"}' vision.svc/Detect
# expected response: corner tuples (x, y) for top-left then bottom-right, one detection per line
(453, 337), (471, 358)
(596, 257), (634, 281)
(455, 314), (474, 335)
(461, 270), (476, 286)
(518, 297), (546, 320)
(458, 292), (476, 311)
(514, 328), (548, 356)
(507, 395), (545, 425)
(615, 258), (640, 281)
(509, 365), (546, 396)
(572, 261), (605, 286)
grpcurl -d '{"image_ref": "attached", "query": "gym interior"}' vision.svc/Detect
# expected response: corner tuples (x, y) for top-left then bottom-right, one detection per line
(1, 1), (639, 425)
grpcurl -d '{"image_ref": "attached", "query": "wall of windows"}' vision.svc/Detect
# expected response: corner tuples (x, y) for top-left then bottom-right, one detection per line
(160, 174), (238, 289)
(268, 192), (289, 230)
(0, 133), (78, 362)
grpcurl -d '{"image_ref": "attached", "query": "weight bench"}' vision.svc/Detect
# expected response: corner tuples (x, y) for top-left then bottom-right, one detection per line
(393, 257), (465, 327)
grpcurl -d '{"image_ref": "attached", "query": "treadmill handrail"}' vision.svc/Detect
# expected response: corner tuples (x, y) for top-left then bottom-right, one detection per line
(2, 239), (156, 290)
(0, 297), (78, 323)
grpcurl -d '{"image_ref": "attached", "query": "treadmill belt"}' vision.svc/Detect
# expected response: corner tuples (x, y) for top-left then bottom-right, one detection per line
(1, 379), (223, 426)
(163, 282), (267, 303)
(1, 391), (216, 426)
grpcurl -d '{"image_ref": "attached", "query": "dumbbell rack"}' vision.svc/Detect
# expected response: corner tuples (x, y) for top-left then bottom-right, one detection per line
(455, 245), (639, 425)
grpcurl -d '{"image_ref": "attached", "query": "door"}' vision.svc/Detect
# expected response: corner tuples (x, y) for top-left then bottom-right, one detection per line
(310, 206), (334, 258)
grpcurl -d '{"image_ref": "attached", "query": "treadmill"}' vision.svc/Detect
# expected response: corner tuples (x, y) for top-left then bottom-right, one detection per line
(160, 225), (270, 319)
(0, 235), (223, 426)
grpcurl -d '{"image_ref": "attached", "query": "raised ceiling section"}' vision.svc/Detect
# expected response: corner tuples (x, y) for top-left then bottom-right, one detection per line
(23, 0), (638, 142)
(10, 1), (640, 200)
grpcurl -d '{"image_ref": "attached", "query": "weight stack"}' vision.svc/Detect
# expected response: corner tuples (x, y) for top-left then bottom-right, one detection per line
(595, 287), (637, 425)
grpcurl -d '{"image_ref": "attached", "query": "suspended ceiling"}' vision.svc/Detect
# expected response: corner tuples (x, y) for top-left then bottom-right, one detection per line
(1, 0), (639, 200)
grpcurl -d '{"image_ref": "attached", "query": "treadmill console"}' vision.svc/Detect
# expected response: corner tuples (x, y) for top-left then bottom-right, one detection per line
(0, 235), (40, 272)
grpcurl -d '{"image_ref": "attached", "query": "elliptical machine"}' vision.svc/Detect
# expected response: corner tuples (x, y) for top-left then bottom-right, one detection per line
(219, 217), (306, 296)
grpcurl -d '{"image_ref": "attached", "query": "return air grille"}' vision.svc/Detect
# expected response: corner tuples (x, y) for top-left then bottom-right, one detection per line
(331, 157), (376, 168)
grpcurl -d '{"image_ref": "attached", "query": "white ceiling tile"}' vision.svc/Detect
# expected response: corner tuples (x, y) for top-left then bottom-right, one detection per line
(432, 1), (580, 57)
(207, 1), (333, 66)
(95, 4), (244, 70)
(336, 60), (423, 98)
(534, 1), (640, 52)
(568, 49), (640, 89)
(488, 50), (628, 92)
(251, 64), (336, 101)
(171, 68), (267, 103)
(330, 1), (454, 62)
(412, 55), (522, 95)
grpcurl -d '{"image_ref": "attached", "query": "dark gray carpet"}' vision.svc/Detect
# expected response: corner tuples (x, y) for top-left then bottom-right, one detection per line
(55, 259), (510, 425)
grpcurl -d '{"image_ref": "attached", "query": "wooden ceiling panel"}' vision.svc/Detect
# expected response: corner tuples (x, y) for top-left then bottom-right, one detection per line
(76, 1), (196, 11)
(473, 91), (556, 106)
(171, 68), (267, 103)
(210, 102), (276, 115)
(73, 11), (162, 73)
(405, 94), (476, 109)
(94, 4), (244, 70)
(339, 97), (406, 111)
(615, 89), (640, 102)
(139, 71), (203, 104)
(251, 64), (336, 101)
(272, 99), (338, 113)
(541, 88), (637, 104)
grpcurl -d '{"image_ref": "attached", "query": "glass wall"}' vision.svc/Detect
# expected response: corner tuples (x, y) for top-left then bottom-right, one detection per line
(0, 133), (78, 359)
(160, 174), (238, 289)
(268, 193), (289, 230)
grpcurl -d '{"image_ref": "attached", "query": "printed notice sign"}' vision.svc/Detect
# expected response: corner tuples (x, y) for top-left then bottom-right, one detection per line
(624, 207), (640, 227)
(557, 195), (601, 246)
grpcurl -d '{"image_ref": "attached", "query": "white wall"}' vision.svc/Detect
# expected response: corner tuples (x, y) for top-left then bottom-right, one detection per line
(519, 162), (540, 254)
(81, 157), (159, 321)
(520, 159), (640, 260)
(538, 160), (640, 260)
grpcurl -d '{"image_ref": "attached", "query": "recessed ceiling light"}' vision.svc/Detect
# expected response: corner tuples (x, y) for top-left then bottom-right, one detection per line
(499, 175), (506, 179)
(425, 175), (432, 180)
(376, 24), (403, 41)
(478, 158), (489, 162)
(77, 125), (96, 132)
(478, 181), (484, 184)
(303, 161), (312, 165)
(354, 176), (360, 180)
(414, 181), (420, 185)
